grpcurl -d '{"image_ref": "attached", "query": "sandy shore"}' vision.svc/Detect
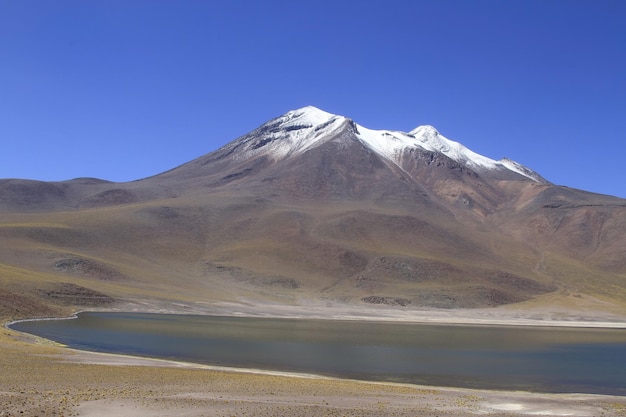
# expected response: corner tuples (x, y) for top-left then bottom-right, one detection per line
(3, 302), (626, 416)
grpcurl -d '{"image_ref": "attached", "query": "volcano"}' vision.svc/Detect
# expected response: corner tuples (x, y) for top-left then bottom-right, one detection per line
(1, 106), (625, 319)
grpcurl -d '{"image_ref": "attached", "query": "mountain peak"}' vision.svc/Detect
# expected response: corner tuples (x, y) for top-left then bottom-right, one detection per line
(225, 107), (544, 183)
(223, 106), (350, 162)
(409, 125), (440, 138)
(284, 106), (339, 126)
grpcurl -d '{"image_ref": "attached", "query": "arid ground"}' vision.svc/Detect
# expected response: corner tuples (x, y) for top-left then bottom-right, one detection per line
(3, 302), (626, 417)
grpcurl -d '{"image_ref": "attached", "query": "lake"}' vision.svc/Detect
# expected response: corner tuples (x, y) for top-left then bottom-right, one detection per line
(10, 312), (626, 395)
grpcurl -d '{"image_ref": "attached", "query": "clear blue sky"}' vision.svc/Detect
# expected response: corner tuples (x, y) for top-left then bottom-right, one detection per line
(2, 1), (625, 198)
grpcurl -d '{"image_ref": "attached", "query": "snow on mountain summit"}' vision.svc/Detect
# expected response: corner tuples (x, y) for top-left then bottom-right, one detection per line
(230, 106), (349, 161)
(284, 106), (338, 126)
(233, 106), (541, 182)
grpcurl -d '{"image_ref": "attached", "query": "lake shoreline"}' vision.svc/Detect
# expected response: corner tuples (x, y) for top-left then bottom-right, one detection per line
(74, 297), (626, 329)
(39, 339), (626, 416)
(7, 308), (626, 329)
(4, 304), (626, 416)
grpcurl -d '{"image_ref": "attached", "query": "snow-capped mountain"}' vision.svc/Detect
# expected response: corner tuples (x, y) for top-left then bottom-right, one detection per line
(144, 105), (552, 216)
(2, 105), (626, 315)
(219, 106), (545, 183)
(0, 106), (551, 214)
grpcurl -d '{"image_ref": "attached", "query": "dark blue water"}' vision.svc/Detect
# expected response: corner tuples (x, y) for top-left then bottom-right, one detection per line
(10, 312), (626, 395)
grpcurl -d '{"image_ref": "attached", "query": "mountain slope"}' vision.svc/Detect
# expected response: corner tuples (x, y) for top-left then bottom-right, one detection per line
(1, 106), (625, 320)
